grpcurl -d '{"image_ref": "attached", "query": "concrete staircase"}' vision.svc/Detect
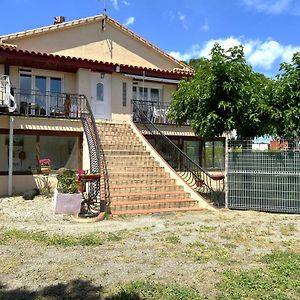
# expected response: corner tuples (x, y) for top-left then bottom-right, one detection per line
(97, 122), (202, 216)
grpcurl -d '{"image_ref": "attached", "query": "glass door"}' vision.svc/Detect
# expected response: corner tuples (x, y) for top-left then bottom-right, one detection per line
(35, 76), (47, 115)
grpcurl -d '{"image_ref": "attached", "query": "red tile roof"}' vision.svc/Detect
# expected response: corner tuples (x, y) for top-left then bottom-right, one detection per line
(0, 44), (193, 80)
(0, 14), (193, 74)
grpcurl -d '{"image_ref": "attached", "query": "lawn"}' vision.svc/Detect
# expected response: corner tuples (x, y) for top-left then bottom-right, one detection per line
(0, 195), (299, 299)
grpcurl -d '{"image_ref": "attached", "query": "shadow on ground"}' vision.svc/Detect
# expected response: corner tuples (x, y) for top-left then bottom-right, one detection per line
(0, 279), (141, 300)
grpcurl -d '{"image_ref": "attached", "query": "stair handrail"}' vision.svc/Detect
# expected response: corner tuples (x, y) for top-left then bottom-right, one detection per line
(132, 100), (224, 204)
(80, 95), (110, 214)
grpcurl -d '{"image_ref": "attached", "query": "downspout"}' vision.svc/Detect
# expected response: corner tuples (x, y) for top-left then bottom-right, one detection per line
(8, 116), (14, 196)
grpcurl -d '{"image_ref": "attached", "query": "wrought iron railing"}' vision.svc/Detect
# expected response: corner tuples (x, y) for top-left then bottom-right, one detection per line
(132, 100), (224, 205)
(12, 89), (87, 118)
(80, 96), (110, 215)
(2, 84), (109, 215)
(132, 99), (173, 124)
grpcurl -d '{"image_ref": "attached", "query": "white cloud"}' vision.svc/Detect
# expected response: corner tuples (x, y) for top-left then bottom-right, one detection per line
(169, 44), (202, 61)
(177, 12), (188, 30)
(168, 37), (300, 71)
(168, 11), (175, 22)
(124, 16), (135, 27)
(122, 0), (130, 5)
(242, 0), (300, 15)
(111, 0), (119, 10)
(200, 19), (210, 32)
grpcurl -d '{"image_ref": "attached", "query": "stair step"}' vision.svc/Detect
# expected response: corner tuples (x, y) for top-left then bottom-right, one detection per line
(105, 155), (155, 161)
(98, 125), (131, 130)
(111, 206), (203, 216)
(109, 177), (176, 186)
(107, 166), (164, 172)
(108, 172), (169, 179)
(102, 144), (146, 150)
(106, 160), (159, 167)
(111, 198), (196, 206)
(100, 132), (136, 137)
(101, 140), (142, 146)
(110, 199), (197, 211)
(110, 190), (189, 201)
(110, 184), (182, 193)
(103, 150), (150, 156)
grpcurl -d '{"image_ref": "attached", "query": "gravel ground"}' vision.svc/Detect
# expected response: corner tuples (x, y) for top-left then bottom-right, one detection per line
(0, 195), (300, 299)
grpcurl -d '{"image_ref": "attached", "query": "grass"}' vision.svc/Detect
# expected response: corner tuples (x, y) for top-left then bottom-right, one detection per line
(279, 223), (298, 236)
(218, 250), (300, 300)
(0, 228), (126, 247)
(197, 225), (217, 233)
(109, 280), (202, 300)
(165, 234), (181, 244)
(187, 240), (230, 263)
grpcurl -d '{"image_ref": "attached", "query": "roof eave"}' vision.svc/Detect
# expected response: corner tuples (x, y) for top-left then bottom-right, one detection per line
(0, 46), (193, 80)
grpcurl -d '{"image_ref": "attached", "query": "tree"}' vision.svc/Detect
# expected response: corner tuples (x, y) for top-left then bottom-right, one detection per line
(168, 43), (272, 139)
(271, 52), (300, 139)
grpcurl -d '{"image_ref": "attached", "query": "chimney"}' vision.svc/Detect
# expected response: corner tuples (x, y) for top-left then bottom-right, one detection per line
(53, 16), (65, 25)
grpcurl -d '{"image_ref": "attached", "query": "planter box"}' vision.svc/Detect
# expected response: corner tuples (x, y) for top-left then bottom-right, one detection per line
(53, 188), (82, 215)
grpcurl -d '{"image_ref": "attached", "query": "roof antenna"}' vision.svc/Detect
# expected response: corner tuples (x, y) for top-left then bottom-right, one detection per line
(101, 0), (107, 31)
(103, 0), (107, 17)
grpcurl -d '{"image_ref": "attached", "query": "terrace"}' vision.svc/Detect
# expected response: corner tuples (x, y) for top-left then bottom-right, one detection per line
(0, 76), (88, 119)
(132, 99), (173, 125)
(12, 89), (88, 119)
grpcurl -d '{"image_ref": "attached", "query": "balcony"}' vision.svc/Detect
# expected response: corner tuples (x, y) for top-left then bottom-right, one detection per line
(5, 89), (88, 119)
(132, 100), (173, 125)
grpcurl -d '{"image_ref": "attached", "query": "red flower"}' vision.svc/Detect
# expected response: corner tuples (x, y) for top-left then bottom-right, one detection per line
(39, 158), (51, 166)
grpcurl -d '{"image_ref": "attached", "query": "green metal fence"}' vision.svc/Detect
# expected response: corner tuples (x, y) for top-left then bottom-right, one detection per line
(227, 139), (300, 213)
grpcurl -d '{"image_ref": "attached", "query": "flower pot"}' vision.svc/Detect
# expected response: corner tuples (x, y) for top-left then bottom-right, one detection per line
(41, 166), (51, 175)
(53, 188), (82, 214)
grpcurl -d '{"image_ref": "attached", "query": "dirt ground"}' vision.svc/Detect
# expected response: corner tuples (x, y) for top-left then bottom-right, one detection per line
(0, 195), (299, 299)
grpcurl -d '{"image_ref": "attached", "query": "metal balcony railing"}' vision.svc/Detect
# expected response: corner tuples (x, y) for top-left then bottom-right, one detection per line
(11, 89), (88, 118)
(132, 99), (174, 124)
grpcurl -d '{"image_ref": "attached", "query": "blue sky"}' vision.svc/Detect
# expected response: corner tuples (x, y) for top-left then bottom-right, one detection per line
(0, 0), (299, 77)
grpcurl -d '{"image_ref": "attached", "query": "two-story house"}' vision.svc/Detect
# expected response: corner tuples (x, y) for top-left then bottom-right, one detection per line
(0, 14), (224, 215)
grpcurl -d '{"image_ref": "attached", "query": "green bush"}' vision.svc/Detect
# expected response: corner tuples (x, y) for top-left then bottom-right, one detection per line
(56, 168), (78, 194)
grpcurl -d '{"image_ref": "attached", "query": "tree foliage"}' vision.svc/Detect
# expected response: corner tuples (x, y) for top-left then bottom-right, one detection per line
(168, 43), (273, 138)
(270, 52), (300, 139)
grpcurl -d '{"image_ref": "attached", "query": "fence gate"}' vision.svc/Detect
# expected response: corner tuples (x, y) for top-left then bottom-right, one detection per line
(227, 138), (300, 213)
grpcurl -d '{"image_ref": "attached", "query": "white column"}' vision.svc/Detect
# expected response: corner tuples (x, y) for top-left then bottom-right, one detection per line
(224, 135), (229, 209)
(8, 116), (14, 196)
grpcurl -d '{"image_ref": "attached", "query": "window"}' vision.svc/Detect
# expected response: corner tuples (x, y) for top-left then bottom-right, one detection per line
(50, 78), (62, 94)
(122, 82), (127, 107)
(132, 86), (162, 103)
(138, 87), (147, 100)
(20, 74), (32, 91)
(96, 83), (104, 101)
(0, 133), (80, 174)
(150, 88), (159, 102)
(132, 86), (137, 100)
(20, 74), (32, 114)
(132, 86), (161, 103)
(35, 76), (47, 111)
(204, 140), (225, 170)
(184, 140), (200, 165)
(19, 74), (63, 115)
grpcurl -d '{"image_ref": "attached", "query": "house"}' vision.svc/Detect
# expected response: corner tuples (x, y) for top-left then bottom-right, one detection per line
(0, 14), (224, 214)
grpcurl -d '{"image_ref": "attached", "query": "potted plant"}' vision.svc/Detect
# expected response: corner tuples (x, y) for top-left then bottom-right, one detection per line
(53, 168), (82, 215)
(39, 158), (51, 175)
